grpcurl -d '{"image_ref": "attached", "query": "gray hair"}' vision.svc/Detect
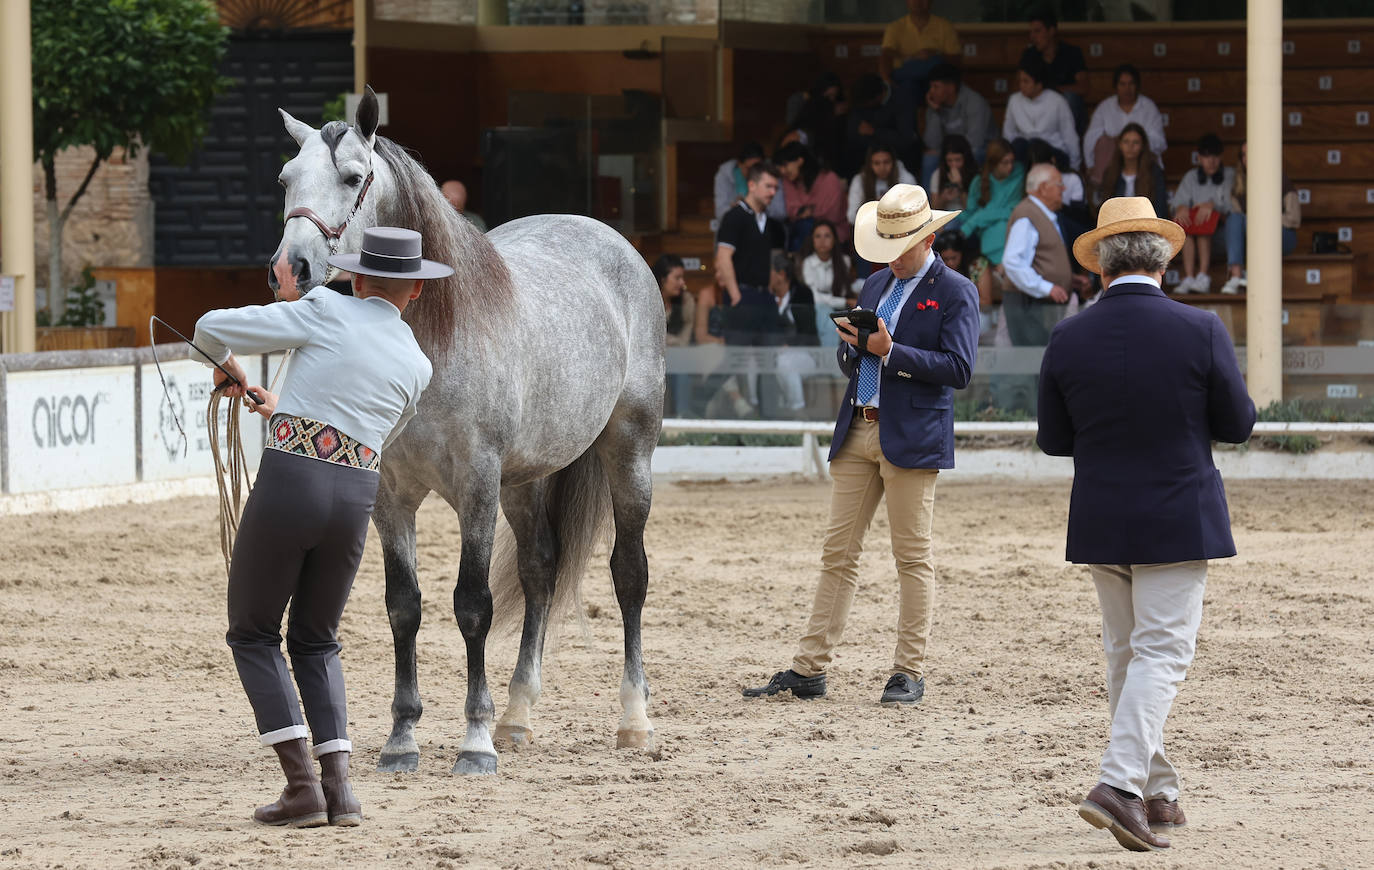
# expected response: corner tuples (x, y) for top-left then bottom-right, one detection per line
(1096, 231), (1175, 276)
(1025, 162), (1059, 193)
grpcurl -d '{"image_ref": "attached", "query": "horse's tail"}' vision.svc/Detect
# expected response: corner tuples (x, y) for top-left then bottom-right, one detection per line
(487, 447), (612, 638)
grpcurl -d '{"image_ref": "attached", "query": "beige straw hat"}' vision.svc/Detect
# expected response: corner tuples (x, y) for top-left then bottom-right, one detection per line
(1073, 196), (1186, 275)
(853, 183), (961, 264)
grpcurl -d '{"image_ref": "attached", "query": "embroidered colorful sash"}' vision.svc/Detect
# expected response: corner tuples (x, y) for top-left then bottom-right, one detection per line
(267, 415), (380, 471)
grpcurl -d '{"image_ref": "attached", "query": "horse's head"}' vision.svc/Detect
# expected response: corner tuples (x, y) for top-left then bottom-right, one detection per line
(269, 87), (383, 299)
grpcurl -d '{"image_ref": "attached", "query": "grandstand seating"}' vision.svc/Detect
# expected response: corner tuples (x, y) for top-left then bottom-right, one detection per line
(643, 20), (1374, 345)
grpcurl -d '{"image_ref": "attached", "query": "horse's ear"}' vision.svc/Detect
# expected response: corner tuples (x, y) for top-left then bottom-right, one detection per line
(280, 109), (317, 147)
(355, 85), (380, 150)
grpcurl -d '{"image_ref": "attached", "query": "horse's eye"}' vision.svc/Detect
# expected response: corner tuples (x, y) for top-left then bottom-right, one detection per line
(346, 174), (363, 187)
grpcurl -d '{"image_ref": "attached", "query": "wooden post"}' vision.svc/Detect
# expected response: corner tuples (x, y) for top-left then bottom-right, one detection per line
(1245, 0), (1283, 407)
(1, 0), (36, 354)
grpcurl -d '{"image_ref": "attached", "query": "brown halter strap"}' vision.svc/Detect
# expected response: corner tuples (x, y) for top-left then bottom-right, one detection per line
(284, 169), (375, 250)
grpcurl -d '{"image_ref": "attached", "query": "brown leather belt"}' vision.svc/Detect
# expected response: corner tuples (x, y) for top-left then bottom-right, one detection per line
(858, 406), (880, 422)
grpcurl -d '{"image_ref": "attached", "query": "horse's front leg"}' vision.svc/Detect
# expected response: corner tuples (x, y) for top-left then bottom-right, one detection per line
(374, 477), (429, 773)
(452, 475), (502, 776)
(494, 479), (556, 749)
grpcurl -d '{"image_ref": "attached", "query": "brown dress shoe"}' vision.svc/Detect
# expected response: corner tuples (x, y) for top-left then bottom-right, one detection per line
(1078, 783), (1170, 851)
(254, 738), (329, 828)
(319, 750), (363, 826)
(1146, 797), (1187, 830)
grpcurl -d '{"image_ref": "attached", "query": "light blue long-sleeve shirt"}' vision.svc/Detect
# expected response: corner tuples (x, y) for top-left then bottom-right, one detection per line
(193, 288), (432, 453)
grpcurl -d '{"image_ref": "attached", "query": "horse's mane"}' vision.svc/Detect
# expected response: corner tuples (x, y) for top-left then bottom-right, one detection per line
(372, 135), (514, 359)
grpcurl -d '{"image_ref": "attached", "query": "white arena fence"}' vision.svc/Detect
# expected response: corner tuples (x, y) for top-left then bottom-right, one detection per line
(0, 346), (1371, 498)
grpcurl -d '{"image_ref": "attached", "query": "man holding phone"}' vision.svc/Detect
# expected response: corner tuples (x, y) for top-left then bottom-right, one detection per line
(744, 183), (978, 706)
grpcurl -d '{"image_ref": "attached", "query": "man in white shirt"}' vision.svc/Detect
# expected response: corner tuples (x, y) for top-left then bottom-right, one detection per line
(1000, 164), (1091, 410)
(195, 226), (443, 830)
(1004, 56), (1082, 170)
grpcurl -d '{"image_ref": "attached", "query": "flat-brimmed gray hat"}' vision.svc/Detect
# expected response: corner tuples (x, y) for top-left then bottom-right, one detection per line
(327, 226), (454, 280)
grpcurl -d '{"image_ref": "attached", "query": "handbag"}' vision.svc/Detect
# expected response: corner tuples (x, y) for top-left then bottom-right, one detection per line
(1310, 231), (1349, 255)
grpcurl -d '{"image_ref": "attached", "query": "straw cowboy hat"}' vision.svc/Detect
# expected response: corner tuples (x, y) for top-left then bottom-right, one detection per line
(853, 184), (961, 264)
(1072, 196), (1185, 275)
(327, 226), (454, 280)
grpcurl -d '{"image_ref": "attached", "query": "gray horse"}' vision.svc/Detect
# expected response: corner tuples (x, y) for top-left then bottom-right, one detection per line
(267, 89), (663, 775)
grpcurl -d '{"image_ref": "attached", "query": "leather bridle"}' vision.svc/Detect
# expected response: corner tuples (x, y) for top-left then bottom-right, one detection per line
(284, 169), (375, 256)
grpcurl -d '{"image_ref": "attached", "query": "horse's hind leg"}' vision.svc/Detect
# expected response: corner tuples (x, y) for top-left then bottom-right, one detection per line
(374, 475), (430, 773)
(595, 417), (657, 750)
(494, 479), (556, 748)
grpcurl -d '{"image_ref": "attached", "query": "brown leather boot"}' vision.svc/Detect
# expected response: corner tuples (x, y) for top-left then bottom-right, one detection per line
(319, 751), (363, 826)
(253, 738), (328, 827)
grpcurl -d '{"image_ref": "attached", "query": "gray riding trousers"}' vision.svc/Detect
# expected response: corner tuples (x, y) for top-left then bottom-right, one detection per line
(225, 446), (378, 755)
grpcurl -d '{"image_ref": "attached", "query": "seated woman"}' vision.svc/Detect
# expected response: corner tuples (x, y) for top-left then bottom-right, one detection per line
(1094, 123), (1168, 218)
(1082, 64), (1167, 185)
(1220, 141), (1301, 295)
(959, 138), (1026, 268)
(767, 252), (819, 415)
(775, 141), (849, 251)
(654, 254), (695, 417)
(933, 229), (998, 345)
(928, 134), (976, 212)
(797, 220), (862, 347)
(846, 143), (916, 229)
(1171, 133), (1235, 294)
(1003, 55), (1081, 170)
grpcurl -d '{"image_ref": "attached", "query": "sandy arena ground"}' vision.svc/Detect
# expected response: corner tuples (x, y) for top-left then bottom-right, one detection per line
(1, 477), (1372, 869)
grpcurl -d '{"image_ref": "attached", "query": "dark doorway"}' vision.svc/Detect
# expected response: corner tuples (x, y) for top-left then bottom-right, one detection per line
(150, 32), (353, 267)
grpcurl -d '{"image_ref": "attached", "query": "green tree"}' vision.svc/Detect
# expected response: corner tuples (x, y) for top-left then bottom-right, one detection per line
(32, 0), (227, 320)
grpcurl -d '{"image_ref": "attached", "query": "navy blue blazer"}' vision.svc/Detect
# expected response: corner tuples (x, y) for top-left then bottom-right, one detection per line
(829, 257), (980, 469)
(1036, 279), (1257, 564)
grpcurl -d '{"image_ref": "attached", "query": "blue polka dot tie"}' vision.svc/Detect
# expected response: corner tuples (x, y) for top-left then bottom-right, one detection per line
(855, 277), (910, 406)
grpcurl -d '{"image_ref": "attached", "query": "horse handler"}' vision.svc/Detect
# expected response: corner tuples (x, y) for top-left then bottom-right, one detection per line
(1037, 198), (1256, 851)
(743, 184), (976, 706)
(193, 227), (447, 827)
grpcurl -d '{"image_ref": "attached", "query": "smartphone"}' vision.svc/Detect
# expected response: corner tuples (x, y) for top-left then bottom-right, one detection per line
(828, 308), (880, 332)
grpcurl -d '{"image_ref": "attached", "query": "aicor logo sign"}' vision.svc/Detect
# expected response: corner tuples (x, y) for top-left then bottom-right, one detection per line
(31, 391), (106, 448)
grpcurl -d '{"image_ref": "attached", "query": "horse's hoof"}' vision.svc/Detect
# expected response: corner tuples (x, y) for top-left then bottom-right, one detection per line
(494, 724), (534, 749)
(452, 751), (498, 776)
(616, 728), (654, 750)
(377, 751), (419, 773)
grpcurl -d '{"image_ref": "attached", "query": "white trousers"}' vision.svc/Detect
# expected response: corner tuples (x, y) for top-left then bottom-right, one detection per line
(1090, 561), (1208, 801)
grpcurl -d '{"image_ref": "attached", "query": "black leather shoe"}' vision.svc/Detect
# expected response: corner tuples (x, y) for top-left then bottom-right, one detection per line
(880, 673), (924, 706)
(742, 669), (826, 699)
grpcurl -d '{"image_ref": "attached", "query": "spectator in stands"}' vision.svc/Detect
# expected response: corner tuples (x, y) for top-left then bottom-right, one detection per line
(1028, 138), (1090, 234)
(1083, 64), (1167, 185)
(775, 141), (850, 250)
(1003, 163), (1092, 349)
(921, 63), (993, 182)
(799, 219), (862, 347)
(845, 73), (913, 178)
(716, 161), (785, 345)
(847, 144), (917, 228)
(789, 72), (848, 175)
(655, 254), (695, 417)
(928, 134), (977, 212)
(960, 138), (1026, 267)
(441, 180), (487, 232)
(1004, 56), (1081, 170)
(1020, 10), (1088, 133)
(879, 0), (962, 110)
(714, 142), (787, 224)
(1095, 123), (1168, 219)
(934, 229), (998, 344)
(1171, 133), (1235, 294)
(1221, 141), (1302, 295)
(768, 252), (820, 414)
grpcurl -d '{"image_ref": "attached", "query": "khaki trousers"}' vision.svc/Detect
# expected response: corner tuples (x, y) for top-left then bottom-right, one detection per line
(792, 416), (938, 680)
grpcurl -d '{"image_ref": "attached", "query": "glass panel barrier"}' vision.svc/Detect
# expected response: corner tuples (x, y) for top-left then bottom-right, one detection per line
(504, 0), (720, 25)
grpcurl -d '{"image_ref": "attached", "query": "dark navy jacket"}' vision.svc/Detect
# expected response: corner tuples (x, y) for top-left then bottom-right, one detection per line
(829, 257), (980, 469)
(1036, 278), (1257, 564)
